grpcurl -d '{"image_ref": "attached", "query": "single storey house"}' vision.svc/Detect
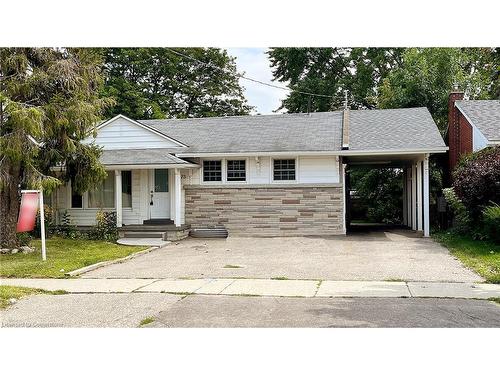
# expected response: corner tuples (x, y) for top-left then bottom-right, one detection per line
(447, 91), (500, 173)
(48, 107), (447, 238)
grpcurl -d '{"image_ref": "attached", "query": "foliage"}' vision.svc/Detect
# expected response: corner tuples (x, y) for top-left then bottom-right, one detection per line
(16, 232), (33, 247)
(0, 237), (147, 278)
(100, 48), (252, 119)
(53, 210), (80, 239)
(88, 210), (118, 242)
(433, 231), (500, 283)
(268, 47), (403, 112)
(482, 203), (500, 243)
(0, 48), (111, 248)
(452, 147), (500, 222)
(378, 48), (496, 129)
(349, 167), (403, 224)
(442, 187), (471, 234)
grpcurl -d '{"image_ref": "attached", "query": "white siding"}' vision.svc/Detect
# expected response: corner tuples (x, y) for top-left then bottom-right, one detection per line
(186, 155), (340, 185)
(83, 117), (182, 150)
(54, 169), (150, 226)
(298, 156), (339, 183)
(473, 125), (489, 151)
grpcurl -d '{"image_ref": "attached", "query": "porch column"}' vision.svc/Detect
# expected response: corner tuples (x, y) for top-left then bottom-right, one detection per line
(115, 170), (122, 227)
(423, 154), (430, 237)
(402, 169), (407, 226)
(174, 168), (182, 227)
(411, 163), (417, 231)
(417, 160), (423, 232)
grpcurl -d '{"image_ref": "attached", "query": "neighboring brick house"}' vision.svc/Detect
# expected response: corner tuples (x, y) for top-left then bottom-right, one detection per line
(47, 108), (447, 237)
(446, 91), (500, 175)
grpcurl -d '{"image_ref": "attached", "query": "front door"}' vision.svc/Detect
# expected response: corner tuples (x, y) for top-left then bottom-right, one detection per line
(149, 169), (170, 219)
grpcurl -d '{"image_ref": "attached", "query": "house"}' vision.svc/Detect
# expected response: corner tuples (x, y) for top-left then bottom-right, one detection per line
(447, 91), (500, 174)
(48, 108), (447, 238)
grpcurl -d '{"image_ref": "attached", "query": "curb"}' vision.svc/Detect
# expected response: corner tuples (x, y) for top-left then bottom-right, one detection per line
(65, 245), (163, 277)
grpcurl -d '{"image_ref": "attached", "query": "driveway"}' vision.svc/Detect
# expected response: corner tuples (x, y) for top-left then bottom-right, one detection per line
(84, 230), (482, 282)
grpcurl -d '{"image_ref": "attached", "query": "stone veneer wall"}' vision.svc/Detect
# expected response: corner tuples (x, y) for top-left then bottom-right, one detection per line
(184, 186), (344, 237)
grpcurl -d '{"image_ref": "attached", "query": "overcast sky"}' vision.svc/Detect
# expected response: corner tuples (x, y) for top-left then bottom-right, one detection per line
(226, 48), (288, 115)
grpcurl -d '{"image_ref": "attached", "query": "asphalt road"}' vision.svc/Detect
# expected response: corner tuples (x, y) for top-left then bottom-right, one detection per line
(2, 293), (499, 328)
(149, 295), (500, 328)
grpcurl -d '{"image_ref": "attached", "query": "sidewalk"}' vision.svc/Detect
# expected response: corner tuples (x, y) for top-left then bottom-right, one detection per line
(2, 278), (499, 299)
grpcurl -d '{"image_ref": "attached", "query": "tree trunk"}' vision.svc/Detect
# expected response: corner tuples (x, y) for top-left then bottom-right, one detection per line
(0, 162), (21, 248)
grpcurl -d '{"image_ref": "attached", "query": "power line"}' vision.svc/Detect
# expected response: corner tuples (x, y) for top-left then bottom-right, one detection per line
(165, 47), (334, 99)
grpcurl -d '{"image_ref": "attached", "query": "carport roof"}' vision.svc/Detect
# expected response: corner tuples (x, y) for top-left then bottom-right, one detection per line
(136, 107), (446, 155)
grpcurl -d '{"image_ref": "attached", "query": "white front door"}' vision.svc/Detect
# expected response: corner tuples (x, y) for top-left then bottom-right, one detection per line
(149, 169), (170, 219)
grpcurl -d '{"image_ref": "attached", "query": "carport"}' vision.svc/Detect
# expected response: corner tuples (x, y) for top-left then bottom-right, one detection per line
(339, 107), (448, 237)
(342, 151), (431, 236)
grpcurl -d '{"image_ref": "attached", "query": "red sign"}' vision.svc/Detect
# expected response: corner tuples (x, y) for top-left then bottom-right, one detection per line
(16, 192), (39, 233)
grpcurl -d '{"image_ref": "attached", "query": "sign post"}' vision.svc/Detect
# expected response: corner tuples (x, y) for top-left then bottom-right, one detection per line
(17, 190), (46, 261)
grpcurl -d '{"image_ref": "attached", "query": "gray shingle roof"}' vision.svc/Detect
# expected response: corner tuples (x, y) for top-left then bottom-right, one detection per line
(141, 112), (342, 153)
(348, 107), (446, 151)
(100, 149), (189, 165)
(138, 107), (445, 154)
(455, 100), (500, 141)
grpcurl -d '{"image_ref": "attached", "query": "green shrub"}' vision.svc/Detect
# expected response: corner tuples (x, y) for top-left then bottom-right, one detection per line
(53, 210), (81, 239)
(88, 210), (118, 242)
(452, 146), (500, 223)
(16, 232), (33, 246)
(483, 203), (500, 243)
(443, 187), (471, 234)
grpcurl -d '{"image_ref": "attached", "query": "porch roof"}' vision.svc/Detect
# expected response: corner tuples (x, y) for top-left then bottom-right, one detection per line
(100, 148), (195, 167)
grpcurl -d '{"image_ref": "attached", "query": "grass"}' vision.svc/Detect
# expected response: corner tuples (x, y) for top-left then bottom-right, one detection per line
(223, 264), (242, 269)
(489, 297), (500, 305)
(139, 317), (155, 326)
(0, 237), (148, 278)
(433, 232), (500, 284)
(271, 276), (289, 280)
(0, 285), (66, 309)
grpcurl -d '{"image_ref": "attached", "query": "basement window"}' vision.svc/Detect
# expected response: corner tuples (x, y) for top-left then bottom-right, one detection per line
(273, 159), (296, 181)
(203, 160), (222, 182)
(226, 160), (246, 182)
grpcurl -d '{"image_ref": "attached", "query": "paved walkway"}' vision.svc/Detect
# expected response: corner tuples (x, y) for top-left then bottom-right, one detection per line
(83, 233), (482, 282)
(2, 278), (499, 299)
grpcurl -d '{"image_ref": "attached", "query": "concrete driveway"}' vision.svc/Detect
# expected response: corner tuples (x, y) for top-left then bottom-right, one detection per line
(84, 230), (482, 282)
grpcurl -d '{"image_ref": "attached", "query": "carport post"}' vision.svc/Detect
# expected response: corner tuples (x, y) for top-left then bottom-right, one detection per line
(411, 164), (417, 230)
(406, 167), (412, 227)
(423, 154), (430, 237)
(402, 169), (407, 226)
(417, 160), (423, 232)
(174, 168), (182, 227)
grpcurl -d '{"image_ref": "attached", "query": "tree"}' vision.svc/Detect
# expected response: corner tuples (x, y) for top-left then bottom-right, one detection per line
(378, 48), (497, 130)
(101, 48), (252, 119)
(268, 48), (403, 112)
(0, 48), (110, 248)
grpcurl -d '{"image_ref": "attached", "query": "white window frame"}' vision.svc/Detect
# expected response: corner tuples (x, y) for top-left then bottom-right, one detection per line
(200, 158), (250, 184)
(225, 158), (248, 184)
(271, 156), (299, 183)
(87, 172), (116, 209)
(201, 158), (224, 184)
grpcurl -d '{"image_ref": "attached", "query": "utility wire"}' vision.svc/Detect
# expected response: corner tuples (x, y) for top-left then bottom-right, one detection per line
(166, 47), (334, 99)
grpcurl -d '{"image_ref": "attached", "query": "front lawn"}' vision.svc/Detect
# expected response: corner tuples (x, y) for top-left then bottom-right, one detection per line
(433, 232), (500, 283)
(0, 285), (66, 309)
(0, 237), (148, 278)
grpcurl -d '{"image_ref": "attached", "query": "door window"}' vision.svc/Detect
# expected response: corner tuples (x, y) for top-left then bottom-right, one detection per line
(154, 169), (168, 192)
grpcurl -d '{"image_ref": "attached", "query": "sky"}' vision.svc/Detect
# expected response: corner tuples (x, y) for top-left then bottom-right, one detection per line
(226, 48), (289, 115)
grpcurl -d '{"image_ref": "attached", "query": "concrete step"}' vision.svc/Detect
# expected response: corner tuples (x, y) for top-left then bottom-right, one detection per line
(122, 231), (165, 239)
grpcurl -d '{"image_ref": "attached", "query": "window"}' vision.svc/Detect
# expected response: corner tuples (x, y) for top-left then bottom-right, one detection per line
(88, 173), (115, 208)
(71, 183), (83, 208)
(227, 160), (246, 182)
(122, 171), (132, 208)
(203, 160), (222, 182)
(273, 159), (296, 181)
(154, 169), (168, 192)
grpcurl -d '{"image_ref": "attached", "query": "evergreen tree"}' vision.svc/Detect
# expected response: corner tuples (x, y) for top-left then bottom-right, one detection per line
(0, 48), (111, 248)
